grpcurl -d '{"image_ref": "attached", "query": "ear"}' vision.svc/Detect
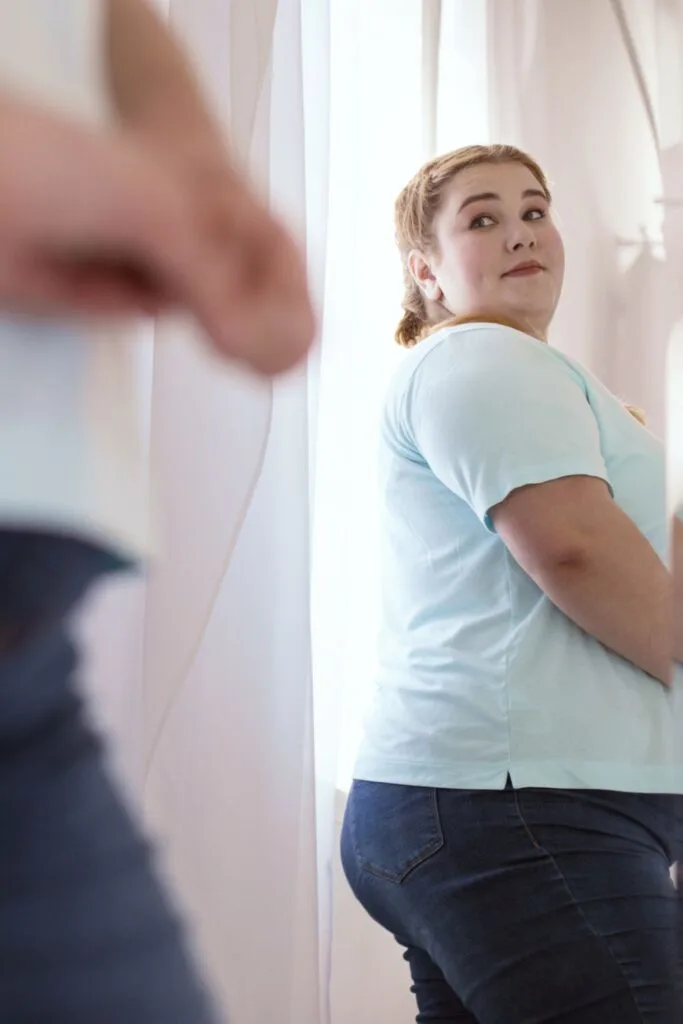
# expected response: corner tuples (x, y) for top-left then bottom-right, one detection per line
(408, 249), (442, 302)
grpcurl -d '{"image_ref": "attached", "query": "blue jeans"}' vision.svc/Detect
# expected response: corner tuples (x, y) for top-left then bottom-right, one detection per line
(341, 779), (683, 1023)
(0, 531), (218, 1022)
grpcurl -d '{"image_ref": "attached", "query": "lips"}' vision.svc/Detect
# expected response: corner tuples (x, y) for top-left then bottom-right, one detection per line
(503, 261), (544, 277)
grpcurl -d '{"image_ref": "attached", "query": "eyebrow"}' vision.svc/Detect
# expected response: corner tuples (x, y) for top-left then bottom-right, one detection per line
(457, 188), (548, 213)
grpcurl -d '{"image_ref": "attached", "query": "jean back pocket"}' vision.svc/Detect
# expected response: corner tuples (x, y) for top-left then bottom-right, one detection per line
(345, 781), (444, 884)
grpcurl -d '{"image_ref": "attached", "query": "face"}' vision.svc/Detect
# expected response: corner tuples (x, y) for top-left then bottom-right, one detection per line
(409, 161), (565, 339)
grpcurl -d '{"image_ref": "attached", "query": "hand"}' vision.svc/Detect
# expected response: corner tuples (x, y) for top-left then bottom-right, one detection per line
(0, 95), (317, 377)
(105, 0), (317, 374)
(147, 141), (318, 376)
(0, 93), (316, 375)
(0, 95), (209, 319)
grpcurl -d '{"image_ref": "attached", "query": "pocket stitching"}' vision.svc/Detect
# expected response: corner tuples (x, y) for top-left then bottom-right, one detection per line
(352, 786), (445, 885)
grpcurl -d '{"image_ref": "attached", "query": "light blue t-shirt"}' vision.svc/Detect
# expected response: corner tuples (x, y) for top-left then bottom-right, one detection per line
(354, 323), (682, 793)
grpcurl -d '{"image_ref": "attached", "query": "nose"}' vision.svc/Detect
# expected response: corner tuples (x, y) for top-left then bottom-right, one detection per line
(506, 221), (537, 252)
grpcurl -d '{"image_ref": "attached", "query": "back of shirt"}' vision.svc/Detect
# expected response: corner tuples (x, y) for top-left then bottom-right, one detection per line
(355, 323), (681, 794)
(0, 1), (149, 560)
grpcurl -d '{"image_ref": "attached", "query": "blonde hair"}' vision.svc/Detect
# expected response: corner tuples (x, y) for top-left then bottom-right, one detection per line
(394, 144), (551, 348)
(623, 404), (647, 425)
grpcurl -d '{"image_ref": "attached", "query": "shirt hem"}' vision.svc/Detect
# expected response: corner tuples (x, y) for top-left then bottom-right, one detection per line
(353, 758), (683, 794)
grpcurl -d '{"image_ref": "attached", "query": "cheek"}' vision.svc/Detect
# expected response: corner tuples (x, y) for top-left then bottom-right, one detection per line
(450, 236), (494, 288)
(437, 235), (498, 302)
(545, 227), (565, 276)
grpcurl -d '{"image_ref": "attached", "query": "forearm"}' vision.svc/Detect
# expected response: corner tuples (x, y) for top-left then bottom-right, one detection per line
(532, 528), (672, 685)
(104, 0), (222, 153)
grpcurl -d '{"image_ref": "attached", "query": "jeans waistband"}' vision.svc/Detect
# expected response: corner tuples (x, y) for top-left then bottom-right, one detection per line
(0, 529), (125, 631)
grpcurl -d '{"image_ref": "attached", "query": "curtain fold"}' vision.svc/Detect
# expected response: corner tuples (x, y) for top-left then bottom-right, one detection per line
(139, 4), (331, 1022)
(83, 2), (331, 1022)
(421, 0), (441, 159)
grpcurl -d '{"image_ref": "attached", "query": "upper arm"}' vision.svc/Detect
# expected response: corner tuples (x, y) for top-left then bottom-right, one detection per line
(673, 510), (683, 662)
(673, 509), (683, 596)
(409, 329), (613, 566)
(489, 474), (615, 575)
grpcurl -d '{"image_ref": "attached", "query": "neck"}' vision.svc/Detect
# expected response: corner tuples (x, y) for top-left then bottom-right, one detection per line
(435, 312), (549, 341)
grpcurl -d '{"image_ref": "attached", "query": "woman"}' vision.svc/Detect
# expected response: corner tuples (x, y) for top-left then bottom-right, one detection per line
(341, 144), (682, 1023)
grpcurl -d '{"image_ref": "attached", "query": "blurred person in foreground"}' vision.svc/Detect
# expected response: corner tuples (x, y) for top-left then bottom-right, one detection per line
(0, 1), (315, 1020)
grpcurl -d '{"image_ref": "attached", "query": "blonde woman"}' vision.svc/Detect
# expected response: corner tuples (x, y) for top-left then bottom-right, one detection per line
(341, 145), (681, 1022)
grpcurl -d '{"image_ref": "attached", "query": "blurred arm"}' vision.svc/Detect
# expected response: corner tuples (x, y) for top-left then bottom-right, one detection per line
(105, 0), (222, 156)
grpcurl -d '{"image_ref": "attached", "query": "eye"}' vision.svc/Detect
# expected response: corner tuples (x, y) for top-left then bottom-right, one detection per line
(524, 207), (547, 221)
(469, 214), (496, 230)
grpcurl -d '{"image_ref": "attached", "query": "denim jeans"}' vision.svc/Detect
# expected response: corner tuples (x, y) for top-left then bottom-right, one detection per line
(341, 778), (683, 1023)
(0, 530), (218, 1022)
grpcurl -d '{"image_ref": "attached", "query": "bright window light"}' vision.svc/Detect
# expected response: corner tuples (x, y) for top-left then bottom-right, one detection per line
(311, 0), (489, 793)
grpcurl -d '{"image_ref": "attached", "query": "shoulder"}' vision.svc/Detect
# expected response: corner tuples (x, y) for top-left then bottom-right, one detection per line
(385, 324), (590, 444)
(403, 323), (582, 400)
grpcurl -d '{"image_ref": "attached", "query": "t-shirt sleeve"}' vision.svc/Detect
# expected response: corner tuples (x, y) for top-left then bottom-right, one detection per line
(405, 327), (612, 530)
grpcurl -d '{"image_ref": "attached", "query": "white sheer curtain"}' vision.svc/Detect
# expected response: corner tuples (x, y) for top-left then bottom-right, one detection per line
(82, 2), (331, 1022)
(312, 1), (491, 798)
(79, 4), (490, 1020)
(311, 0), (421, 799)
(486, 0), (673, 436)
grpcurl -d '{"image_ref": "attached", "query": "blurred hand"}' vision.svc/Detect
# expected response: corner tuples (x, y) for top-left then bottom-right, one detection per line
(0, 96), (316, 375)
(0, 95), (207, 319)
(156, 143), (317, 376)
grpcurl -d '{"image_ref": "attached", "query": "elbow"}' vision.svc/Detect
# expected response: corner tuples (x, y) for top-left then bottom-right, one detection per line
(517, 535), (595, 583)
(544, 542), (593, 571)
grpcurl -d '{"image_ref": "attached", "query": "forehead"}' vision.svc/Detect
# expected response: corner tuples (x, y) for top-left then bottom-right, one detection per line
(439, 161), (544, 214)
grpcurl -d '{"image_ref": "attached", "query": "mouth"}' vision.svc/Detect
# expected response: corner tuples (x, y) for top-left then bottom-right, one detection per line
(503, 261), (544, 277)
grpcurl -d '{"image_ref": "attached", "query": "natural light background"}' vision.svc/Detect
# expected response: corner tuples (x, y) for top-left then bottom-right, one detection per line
(310, 0), (490, 793)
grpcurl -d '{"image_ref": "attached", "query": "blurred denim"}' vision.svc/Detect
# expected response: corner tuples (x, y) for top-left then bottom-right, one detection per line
(0, 531), (218, 1023)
